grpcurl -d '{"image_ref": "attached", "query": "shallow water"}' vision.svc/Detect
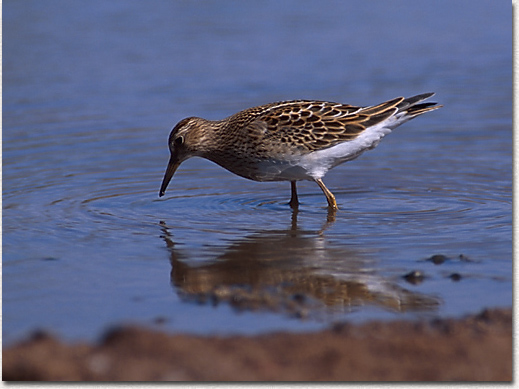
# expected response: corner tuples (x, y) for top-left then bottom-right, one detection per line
(3, 0), (512, 345)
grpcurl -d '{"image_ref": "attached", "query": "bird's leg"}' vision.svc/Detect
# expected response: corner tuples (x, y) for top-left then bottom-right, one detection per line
(289, 181), (299, 209)
(315, 178), (338, 210)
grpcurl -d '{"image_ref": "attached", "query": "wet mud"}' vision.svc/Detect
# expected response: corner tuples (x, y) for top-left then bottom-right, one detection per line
(3, 307), (511, 381)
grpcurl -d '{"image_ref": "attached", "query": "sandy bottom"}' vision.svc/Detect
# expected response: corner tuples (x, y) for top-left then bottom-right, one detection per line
(3, 308), (511, 382)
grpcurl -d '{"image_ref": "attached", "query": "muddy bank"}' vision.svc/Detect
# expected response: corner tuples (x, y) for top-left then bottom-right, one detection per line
(3, 307), (512, 381)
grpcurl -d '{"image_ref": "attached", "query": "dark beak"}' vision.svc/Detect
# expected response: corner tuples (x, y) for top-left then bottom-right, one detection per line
(159, 155), (181, 197)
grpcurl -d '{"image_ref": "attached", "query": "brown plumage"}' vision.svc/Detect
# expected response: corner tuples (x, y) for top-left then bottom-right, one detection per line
(160, 93), (442, 210)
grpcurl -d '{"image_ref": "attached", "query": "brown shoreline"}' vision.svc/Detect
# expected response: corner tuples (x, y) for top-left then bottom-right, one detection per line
(3, 307), (512, 381)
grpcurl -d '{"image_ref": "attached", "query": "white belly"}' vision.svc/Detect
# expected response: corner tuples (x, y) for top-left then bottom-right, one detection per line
(249, 115), (404, 182)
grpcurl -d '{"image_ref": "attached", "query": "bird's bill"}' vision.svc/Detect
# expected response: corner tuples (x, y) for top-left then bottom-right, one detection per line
(159, 156), (181, 197)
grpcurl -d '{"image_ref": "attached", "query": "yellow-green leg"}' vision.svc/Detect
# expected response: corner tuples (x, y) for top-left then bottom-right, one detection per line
(289, 181), (299, 209)
(315, 178), (338, 210)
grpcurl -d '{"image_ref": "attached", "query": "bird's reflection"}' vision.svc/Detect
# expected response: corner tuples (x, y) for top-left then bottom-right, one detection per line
(160, 210), (440, 319)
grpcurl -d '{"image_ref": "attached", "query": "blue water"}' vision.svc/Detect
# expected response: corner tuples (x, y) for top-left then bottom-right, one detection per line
(3, 0), (512, 346)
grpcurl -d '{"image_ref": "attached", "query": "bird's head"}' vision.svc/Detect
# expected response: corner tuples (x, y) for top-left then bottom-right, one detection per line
(159, 117), (210, 197)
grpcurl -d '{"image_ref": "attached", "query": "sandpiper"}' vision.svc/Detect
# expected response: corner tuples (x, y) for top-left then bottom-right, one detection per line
(159, 93), (441, 210)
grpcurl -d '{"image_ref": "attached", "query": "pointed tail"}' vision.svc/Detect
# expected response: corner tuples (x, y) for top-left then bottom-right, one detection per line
(397, 92), (443, 119)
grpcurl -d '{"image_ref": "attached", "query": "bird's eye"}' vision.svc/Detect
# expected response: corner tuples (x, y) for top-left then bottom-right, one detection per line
(174, 136), (184, 146)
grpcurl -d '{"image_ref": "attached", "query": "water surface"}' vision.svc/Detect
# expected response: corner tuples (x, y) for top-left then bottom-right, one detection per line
(3, 0), (512, 345)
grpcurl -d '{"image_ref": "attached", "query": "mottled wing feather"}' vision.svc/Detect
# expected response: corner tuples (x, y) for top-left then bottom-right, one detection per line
(238, 99), (403, 153)
(357, 97), (403, 115)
